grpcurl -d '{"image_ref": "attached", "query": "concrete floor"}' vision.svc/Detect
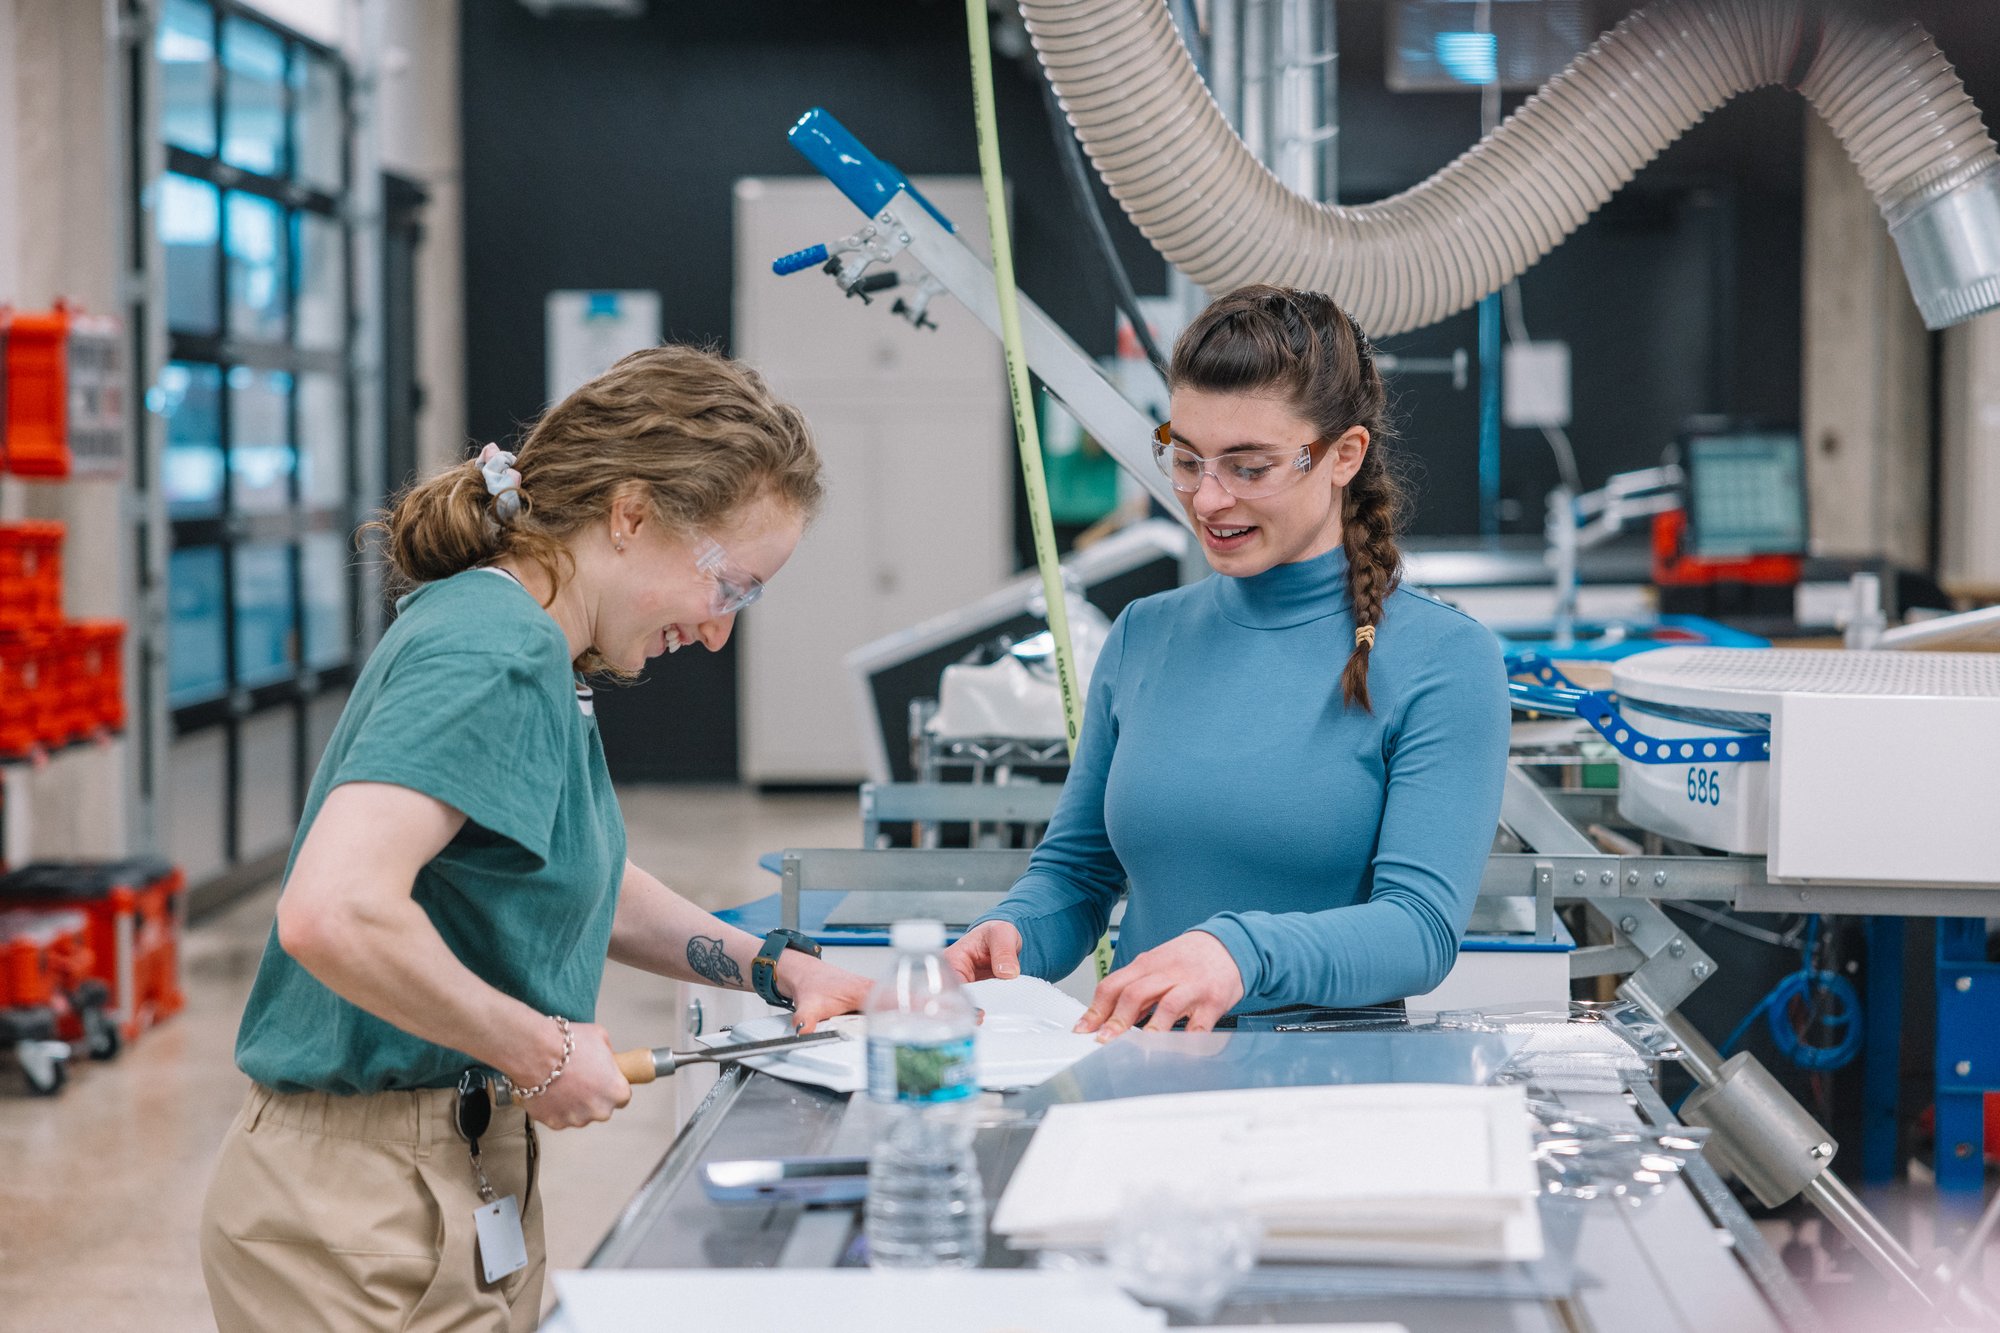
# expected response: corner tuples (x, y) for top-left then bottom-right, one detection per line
(0, 785), (856, 1333)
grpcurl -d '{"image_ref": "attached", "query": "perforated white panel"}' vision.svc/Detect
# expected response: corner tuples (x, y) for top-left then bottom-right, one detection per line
(1612, 648), (2000, 711)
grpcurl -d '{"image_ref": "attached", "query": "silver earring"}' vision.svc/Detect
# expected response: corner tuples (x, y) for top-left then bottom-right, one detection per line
(614, 533), (625, 552)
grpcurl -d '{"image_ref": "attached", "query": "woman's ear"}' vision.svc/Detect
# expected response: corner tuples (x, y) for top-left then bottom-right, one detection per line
(611, 486), (652, 539)
(1326, 426), (1370, 488)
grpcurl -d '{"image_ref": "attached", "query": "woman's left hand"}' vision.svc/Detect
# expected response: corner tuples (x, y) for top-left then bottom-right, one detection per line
(1075, 930), (1244, 1038)
(776, 953), (874, 1033)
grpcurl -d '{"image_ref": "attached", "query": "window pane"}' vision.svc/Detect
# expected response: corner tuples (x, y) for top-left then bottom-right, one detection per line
(293, 51), (343, 193)
(160, 362), (224, 519)
(168, 545), (227, 706)
(297, 372), (346, 508)
(301, 532), (351, 670)
(159, 0), (218, 156)
(221, 16), (287, 176)
(296, 211), (345, 350)
(233, 542), (296, 688)
(161, 173), (221, 335)
(226, 191), (288, 341)
(229, 367), (294, 514)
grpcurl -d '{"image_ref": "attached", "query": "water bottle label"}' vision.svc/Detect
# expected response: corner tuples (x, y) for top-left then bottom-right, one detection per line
(867, 1034), (976, 1103)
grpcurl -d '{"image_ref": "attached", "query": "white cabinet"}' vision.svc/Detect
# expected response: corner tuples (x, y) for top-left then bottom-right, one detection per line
(734, 176), (1011, 783)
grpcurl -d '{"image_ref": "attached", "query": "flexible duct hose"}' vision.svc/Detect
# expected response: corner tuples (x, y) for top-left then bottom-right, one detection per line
(1019, 0), (2000, 333)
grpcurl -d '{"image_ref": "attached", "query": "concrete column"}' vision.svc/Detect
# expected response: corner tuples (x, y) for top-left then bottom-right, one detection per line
(1939, 313), (2000, 599)
(1799, 116), (1933, 569)
(0, 0), (131, 859)
(378, 0), (464, 480)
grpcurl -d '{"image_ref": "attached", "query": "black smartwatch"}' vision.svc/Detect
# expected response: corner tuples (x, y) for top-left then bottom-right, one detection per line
(752, 928), (823, 1010)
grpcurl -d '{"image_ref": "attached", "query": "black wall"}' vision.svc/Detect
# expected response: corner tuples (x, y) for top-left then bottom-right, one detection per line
(459, 0), (1998, 780)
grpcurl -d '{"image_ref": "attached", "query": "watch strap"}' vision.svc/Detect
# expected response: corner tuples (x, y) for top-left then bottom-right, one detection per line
(752, 929), (822, 1009)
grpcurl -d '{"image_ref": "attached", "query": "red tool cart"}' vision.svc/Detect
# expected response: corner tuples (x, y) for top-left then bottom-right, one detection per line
(0, 908), (118, 1095)
(0, 858), (185, 1045)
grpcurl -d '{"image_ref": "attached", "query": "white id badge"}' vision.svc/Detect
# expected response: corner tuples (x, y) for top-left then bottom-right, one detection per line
(474, 1195), (529, 1285)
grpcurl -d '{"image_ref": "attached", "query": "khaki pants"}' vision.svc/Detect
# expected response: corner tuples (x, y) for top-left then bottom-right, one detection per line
(201, 1083), (544, 1332)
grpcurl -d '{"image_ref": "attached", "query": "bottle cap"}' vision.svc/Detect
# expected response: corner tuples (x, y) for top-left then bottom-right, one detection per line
(890, 919), (946, 952)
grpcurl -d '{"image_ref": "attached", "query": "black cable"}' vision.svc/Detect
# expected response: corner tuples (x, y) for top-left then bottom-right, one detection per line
(1034, 69), (1172, 377)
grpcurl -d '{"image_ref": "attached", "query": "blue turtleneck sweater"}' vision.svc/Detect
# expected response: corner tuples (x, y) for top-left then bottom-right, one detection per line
(976, 547), (1510, 1011)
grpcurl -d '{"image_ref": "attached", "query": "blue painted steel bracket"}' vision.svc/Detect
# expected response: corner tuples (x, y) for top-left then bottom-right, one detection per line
(1934, 918), (2000, 1203)
(787, 107), (956, 233)
(1506, 654), (1770, 765)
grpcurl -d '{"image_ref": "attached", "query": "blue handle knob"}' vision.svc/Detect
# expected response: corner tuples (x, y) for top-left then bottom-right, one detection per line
(772, 244), (829, 277)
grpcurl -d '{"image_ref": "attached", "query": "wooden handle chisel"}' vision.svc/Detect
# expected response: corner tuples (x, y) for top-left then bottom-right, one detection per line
(615, 1029), (844, 1085)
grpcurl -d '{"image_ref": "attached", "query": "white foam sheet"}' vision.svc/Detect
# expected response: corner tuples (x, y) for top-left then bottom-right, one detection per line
(992, 1084), (1544, 1265)
(552, 1270), (1165, 1333)
(698, 977), (1101, 1093)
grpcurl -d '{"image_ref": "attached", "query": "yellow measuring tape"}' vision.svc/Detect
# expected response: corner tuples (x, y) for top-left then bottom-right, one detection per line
(963, 4), (1114, 981)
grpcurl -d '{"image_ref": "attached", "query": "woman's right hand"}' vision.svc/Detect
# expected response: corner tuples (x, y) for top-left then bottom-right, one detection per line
(943, 920), (1024, 985)
(515, 1021), (631, 1130)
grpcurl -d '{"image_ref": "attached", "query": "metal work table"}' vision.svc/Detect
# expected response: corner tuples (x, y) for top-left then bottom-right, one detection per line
(581, 1028), (1807, 1332)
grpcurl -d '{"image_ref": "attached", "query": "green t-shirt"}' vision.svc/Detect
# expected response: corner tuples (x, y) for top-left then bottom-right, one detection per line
(234, 570), (627, 1093)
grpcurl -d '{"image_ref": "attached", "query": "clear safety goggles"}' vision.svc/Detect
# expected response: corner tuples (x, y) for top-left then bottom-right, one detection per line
(1150, 422), (1328, 500)
(694, 538), (764, 618)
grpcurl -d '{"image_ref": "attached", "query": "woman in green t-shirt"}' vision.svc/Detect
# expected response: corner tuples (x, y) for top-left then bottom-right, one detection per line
(201, 344), (873, 1331)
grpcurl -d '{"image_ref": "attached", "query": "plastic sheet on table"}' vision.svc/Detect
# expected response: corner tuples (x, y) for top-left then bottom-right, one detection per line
(1528, 1100), (1708, 1210)
(1435, 1000), (1681, 1094)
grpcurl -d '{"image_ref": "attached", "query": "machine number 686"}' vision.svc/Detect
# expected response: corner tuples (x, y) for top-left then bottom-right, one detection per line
(1686, 767), (1723, 807)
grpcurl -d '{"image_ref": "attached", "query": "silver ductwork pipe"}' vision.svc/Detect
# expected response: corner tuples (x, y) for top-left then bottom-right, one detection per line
(1019, 0), (2000, 333)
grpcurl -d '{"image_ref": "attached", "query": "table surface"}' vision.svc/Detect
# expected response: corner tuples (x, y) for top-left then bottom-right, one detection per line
(577, 1023), (1809, 1333)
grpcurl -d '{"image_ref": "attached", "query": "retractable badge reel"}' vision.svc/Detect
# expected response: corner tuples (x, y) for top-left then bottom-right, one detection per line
(456, 1069), (529, 1285)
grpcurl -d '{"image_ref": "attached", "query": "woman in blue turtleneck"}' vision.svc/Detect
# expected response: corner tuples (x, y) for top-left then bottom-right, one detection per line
(945, 286), (1510, 1035)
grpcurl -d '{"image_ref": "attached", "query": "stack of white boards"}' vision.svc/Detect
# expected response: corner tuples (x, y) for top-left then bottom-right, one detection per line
(992, 1083), (1544, 1264)
(549, 1270), (1409, 1333)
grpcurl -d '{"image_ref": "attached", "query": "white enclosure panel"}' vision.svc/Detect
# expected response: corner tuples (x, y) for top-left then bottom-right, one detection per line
(736, 175), (1010, 783)
(739, 399), (1009, 781)
(1769, 693), (2000, 885)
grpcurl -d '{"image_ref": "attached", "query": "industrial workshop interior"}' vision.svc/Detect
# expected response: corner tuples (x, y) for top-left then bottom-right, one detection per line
(9, 0), (2000, 1329)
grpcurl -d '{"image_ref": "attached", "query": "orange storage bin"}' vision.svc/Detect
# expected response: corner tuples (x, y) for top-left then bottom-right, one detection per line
(0, 628), (55, 757)
(0, 521), (64, 628)
(45, 621), (122, 743)
(68, 620), (125, 735)
(0, 909), (92, 1010)
(1, 303), (123, 480)
(0, 860), (184, 1042)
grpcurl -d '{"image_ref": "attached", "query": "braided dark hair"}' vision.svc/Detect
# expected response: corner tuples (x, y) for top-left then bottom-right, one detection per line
(1168, 284), (1406, 711)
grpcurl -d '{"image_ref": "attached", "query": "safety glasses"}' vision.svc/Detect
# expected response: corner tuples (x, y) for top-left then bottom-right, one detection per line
(694, 538), (765, 618)
(1150, 422), (1328, 500)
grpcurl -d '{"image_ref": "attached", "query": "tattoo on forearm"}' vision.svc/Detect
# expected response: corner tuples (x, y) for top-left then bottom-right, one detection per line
(687, 935), (744, 988)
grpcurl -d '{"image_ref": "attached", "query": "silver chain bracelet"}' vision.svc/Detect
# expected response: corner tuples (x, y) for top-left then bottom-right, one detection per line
(511, 1014), (574, 1101)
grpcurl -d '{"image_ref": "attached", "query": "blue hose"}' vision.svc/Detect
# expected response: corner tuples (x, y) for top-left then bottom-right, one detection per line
(1720, 916), (1862, 1072)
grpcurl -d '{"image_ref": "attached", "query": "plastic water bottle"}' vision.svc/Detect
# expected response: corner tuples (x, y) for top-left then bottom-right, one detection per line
(863, 919), (985, 1268)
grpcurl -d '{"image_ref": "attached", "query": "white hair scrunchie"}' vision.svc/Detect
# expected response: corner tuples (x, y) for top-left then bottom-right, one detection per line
(476, 442), (523, 523)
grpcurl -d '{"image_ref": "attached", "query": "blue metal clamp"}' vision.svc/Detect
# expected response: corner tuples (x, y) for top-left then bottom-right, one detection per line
(786, 108), (957, 233)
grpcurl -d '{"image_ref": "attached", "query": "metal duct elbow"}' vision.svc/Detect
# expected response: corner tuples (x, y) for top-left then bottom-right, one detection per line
(1019, 0), (2000, 333)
